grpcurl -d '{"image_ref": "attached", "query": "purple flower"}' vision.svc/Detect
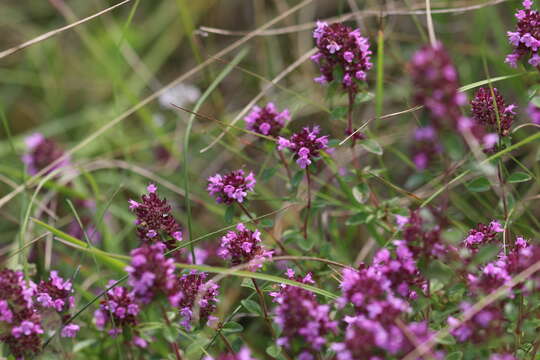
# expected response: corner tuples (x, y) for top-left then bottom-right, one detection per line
(463, 220), (504, 251)
(409, 43), (465, 127)
(207, 169), (256, 205)
(506, 0), (540, 68)
(528, 101), (540, 124)
(471, 87), (516, 137)
(128, 184), (183, 251)
(245, 103), (290, 137)
(22, 133), (70, 175)
(168, 271), (219, 330)
(277, 126), (329, 169)
(126, 242), (177, 303)
(0, 269), (43, 359)
(94, 283), (140, 335)
(218, 223), (272, 271)
(60, 324), (80, 338)
(312, 22), (372, 95)
(448, 303), (503, 343)
(35, 271), (75, 312)
(270, 270), (337, 357)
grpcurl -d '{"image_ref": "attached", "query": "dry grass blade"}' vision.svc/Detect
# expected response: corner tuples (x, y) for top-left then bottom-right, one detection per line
(0, 0), (314, 210)
(199, 0), (510, 37)
(200, 47), (318, 153)
(0, 0), (131, 60)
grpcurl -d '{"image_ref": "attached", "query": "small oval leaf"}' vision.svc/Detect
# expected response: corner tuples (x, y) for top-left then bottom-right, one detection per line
(508, 171), (532, 183)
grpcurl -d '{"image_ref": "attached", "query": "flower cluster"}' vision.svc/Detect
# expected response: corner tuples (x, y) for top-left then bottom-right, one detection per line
(278, 126), (329, 168)
(311, 21), (372, 94)
(169, 271), (219, 330)
(528, 101), (540, 124)
(399, 209), (453, 260)
(332, 317), (442, 360)
(0, 269), (79, 359)
(332, 235), (447, 358)
(126, 242), (177, 304)
(409, 43), (466, 127)
(218, 223), (272, 270)
(270, 269), (337, 358)
(128, 184), (183, 250)
(35, 271), (75, 312)
(22, 133), (70, 175)
(470, 87), (516, 137)
(463, 220), (504, 251)
(506, 0), (540, 68)
(94, 283), (141, 338)
(244, 103), (290, 137)
(207, 169), (256, 205)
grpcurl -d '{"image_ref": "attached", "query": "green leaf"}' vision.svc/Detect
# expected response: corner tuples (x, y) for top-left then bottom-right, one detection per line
(360, 139), (383, 155)
(298, 233), (315, 251)
(346, 211), (373, 226)
(425, 260), (454, 285)
(508, 171), (532, 183)
(261, 167), (277, 182)
(355, 92), (375, 104)
(352, 184), (369, 204)
(472, 244), (499, 265)
(266, 345), (281, 357)
(241, 299), (262, 316)
(330, 106), (348, 120)
(31, 218), (127, 273)
(465, 177), (490, 192)
(436, 333), (456, 345)
(260, 218), (274, 228)
(531, 96), (540, 107)
(446, 351), (463, 360)
(224, 206), (235, 225)
(221, 321), (244, 334)
(291, 170), (304, 188)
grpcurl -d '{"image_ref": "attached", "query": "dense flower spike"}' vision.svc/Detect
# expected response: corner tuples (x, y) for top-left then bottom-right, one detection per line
(35, 271), (75, 312)
(1, 269), (80, 359)
(448, 303), (504, 343)
(94, 283), (140, 336)
(311, 21), (372, 94)
(278, 126), (329, 168)
(270, 269), (337, 358)
(203, 347), (257, 360)
(505, 0), (540, 68)
(400, 209), (453, 260)
(332, 317), (442, 359)
(128, 184), (183, 250)
(463, 220), (504, 251)
(168, 271), (219, 330)
(0, 269), (41, 359)
(409, 43), (466, 126)
(207, 169), (256, 205)
(126, 242), (177, 303)
(22, 133), (70, 175)
(528, 101), (540, 124)
(470, 87), (516, 137)
(244, 103), (290, 137)
(218, 223), (272, 270)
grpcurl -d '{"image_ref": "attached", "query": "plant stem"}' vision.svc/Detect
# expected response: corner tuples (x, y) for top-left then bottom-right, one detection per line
(277, 149), (292, 183)
(160, 304), (182, 360)
(303, 168), (312, 242)
(251, 278), (275, 338)
(218, 331), (235, 354)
